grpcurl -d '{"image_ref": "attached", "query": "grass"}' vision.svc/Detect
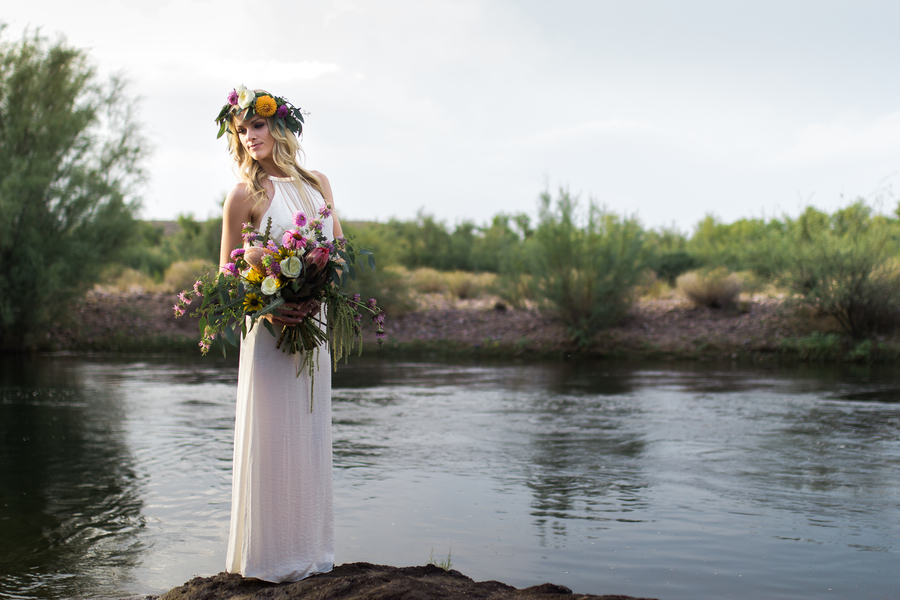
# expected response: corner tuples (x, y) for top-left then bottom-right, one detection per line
(427, 547), (452, 571)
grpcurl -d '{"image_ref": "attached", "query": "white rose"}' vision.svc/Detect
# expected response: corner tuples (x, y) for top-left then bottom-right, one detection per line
(260, 276), (280, 296)
(237, 86), (255, 110)
(280, 256), (302, 278)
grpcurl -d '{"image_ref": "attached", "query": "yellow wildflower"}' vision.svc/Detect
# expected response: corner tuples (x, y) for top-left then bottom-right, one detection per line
(255, 95), (277, 118)
(243, 293), (263, 312)
(243, 269), (264, 285)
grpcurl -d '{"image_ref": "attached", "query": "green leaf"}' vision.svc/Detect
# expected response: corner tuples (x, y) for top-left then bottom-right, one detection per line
(368, 254), (376, 270)
(263, 319), (276, 338)
(199, 316), (207, 335)
(223, 325), (237, 347)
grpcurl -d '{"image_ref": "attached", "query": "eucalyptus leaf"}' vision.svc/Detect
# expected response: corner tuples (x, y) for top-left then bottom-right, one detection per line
(263, 319), (276, 338)
(223, 325), (237, 347)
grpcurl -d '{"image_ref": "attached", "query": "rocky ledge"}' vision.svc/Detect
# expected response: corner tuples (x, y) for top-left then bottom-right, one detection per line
(158, 563), (655, 600)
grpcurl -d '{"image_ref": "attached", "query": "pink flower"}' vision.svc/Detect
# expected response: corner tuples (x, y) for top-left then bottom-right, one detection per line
(304, 247), (330, 270)
(276, 104), (289, 118)
(282, 230), (307, 250)
(367, 298), (377, 310)
(293, 211), (307, 228)
(193, 280), (203, 296)
(318, 204), (333, 219)
(177, 292), (188, 303)
(223, 262), (239, 277)
(242, 231), (258, 243)
(227, 89), (239, 106)
(230, 248), (245, 260)
(266, 240), (279, 252)
(310, 219), (323, 232)
(199, 340), (211, 352)
(173, 304), (185, 317)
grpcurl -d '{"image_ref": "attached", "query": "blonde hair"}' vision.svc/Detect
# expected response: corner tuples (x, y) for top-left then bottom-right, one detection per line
(227, 92), (324, 216)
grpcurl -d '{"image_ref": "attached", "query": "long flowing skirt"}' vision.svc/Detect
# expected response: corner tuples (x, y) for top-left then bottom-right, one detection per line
(225, 323), (334, 582)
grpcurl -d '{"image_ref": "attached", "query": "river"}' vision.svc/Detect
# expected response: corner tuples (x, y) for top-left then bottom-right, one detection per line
(0, 354), (897, 600)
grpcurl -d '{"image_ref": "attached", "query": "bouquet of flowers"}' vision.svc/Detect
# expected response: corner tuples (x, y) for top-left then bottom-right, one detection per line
(174, 203), (385, 379)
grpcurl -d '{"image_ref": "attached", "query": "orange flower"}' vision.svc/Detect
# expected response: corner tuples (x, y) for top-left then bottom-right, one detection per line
(255, 95), (277, 118)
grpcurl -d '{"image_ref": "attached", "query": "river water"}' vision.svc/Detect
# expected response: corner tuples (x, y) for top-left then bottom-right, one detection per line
(0, 354), (897, 600)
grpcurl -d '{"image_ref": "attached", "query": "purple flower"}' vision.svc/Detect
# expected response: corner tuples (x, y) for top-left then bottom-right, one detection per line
(335, 236), (347, 250)
(318, 204), (333, 219)
(173, 304), (185, 317)
(223, 262), (239, 277)
(351, 293), (361, 303)
(354, 314), (362, 323)
(230, 248), (245, 260)
(375, 331), (386, 340)
(266, 240), (279, 252)
(310, 219), (323, 232)
(193, 280), (203, 296)
(227, 89), (239, 106)
(322, 241), (335, 253)
(293, 211), (307, 228)
(282, 230), (307, 250)
(242, 231), (258, 243)
(367, 298), (377, 310)
(373, 312), (385, 324)
(276, 104), (289, 118)
(267, 261), (282, 277)
(199, 340), (211, 352)
(177, 291), (189, 304)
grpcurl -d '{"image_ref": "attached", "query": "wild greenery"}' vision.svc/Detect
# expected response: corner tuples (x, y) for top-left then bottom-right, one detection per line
(0, 28), (145, 350)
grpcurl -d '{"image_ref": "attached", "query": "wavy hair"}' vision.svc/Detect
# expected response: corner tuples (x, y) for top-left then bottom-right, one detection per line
(227, 92), (324, 217)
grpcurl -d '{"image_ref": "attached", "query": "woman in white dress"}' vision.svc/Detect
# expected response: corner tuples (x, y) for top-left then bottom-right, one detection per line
(216, 87), (341, 582)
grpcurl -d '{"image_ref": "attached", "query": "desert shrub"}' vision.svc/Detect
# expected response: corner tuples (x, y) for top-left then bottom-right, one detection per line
(408, 267), (448, 294)
(97, 266), (160, 293)
(445, 271), (496, 299)
(778, 203), (900, 339)
(495, 273), (534, 309)
(677, 268), (742, 308)
(163, 259), (211, 294)
(526, 189), (646, 347)
(652, 250), (701, 286)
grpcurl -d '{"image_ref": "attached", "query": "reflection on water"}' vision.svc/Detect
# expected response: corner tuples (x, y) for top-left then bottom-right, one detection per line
(1, 355), (899, 600)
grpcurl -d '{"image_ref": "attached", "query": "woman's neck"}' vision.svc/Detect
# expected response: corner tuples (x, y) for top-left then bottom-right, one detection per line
(256, 157), (288, 178)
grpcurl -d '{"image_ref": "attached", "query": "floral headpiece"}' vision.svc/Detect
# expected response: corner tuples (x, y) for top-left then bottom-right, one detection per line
(215, 85), (306, 139)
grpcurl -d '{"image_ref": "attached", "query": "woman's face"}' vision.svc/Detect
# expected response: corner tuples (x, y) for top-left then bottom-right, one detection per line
(235, 114), (274, 162)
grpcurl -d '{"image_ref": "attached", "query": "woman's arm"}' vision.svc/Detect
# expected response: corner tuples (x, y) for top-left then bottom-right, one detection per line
(220, 184), (252, 269)
(313, 171), (343, 239)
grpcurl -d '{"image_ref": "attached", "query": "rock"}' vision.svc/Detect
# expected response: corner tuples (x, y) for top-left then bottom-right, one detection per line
(158, 563), (656, 600)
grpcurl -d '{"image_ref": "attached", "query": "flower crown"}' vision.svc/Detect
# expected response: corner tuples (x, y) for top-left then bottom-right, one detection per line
(214, 85), (306, 139)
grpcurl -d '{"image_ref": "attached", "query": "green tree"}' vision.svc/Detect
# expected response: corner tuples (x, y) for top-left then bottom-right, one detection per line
(526, 189), (646, 347)
(0, 29), (146, 349)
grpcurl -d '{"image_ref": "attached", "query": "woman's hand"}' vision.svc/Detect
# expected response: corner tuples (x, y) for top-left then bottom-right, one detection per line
(266, 300), (320, 326)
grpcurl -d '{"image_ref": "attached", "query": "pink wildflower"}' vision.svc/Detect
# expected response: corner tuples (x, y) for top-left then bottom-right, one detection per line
(242, 230), (258, 243)
(193, 280), (203, 296)
(223, 262), (239, 277)
(227, 89), (239, 105)
(266, 240), (279, 252)
(276, 104), (289, 118)
(310, 219), (323, 232)
(282, 230), (307, 250)
(173, 304), (185, 317)
(318, 204), (333, 219)
(199, 340), (211, 352)
(230, 248), (246, 260)
(293, 212), (307, 228)
(177, 291), (188, 303)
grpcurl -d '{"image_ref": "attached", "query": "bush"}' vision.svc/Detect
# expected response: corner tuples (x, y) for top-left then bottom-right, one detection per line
(445, 271), (496, 299)
(652, 251), (700, 286)
(345, 265), (415, 318)
(526, 189), (646, 347)
(677, 268), (742, 308)
(163, 259), (212, 294)
(778, 203), (900, 338)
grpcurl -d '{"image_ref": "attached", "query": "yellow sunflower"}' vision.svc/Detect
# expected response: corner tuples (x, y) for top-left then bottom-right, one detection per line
(255, 95), (277, 118)
(243, 293), (263, 312)
(243, 268), (264, 285)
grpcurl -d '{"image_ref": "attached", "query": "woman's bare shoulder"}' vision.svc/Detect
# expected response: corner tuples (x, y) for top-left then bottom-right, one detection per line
(223, 183), (255, 221)
(311, 170), (334, 202)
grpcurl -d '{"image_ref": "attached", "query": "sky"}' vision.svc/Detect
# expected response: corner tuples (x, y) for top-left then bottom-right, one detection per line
(4, 0), (900, 232)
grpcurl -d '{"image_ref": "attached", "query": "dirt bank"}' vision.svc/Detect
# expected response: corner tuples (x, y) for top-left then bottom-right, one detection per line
(156, 563), (654, 600)
(48, 289), (863, 361)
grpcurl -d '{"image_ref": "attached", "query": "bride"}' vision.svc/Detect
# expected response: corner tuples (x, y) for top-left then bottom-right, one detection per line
(216, 86), (340, 582)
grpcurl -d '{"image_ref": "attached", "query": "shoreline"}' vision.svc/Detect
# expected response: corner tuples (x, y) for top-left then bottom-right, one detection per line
(154, 563), (656, 600)
(43, 289), (900, 364)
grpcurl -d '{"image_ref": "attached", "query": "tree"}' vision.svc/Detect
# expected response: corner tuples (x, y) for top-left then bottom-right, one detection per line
(0, 28), (146, 349)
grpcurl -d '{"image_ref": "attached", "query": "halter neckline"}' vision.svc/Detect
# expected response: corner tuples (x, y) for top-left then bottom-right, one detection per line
(268, 175), (294, 182)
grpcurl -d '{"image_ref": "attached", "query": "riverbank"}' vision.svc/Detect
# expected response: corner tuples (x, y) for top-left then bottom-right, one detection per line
(46, 289), (900, 363)
(156, 563), (655, 600)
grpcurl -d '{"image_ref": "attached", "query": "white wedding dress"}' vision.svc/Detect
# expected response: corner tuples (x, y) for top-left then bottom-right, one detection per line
(225, 176), (334, 582)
